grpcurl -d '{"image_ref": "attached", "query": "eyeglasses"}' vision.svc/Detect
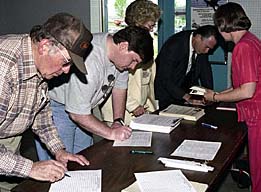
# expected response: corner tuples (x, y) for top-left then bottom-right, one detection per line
(102, 74), (115, 98)
(55, 45), (72, 67)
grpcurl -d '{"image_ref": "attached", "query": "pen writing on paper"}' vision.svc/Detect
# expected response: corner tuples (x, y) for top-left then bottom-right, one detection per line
(130, 150), (153, 154)
(201, 123), (218, 129)
(65, 173), (71, 177)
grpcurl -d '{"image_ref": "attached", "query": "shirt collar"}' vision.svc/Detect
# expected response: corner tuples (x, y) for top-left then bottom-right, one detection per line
(21, 35), (43, 81)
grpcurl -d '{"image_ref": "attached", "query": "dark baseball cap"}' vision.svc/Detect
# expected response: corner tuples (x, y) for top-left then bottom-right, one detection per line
(43, 13), (93, 74)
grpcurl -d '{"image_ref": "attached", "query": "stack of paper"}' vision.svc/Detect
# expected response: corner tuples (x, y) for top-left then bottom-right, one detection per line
(122, 181), (208, 192)
(130, 114), (182, 133)
(159, 104), (205, 121)
(171, 140), (222, 161)
(134, 170), (197, 192)
(158, 157), (214, 172)
(216, 102), (236, 111)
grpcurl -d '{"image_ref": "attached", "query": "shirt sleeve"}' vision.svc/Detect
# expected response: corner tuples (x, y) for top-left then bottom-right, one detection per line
(155, 43), (187, 100)
(32, 100), (65, 155)
(64, 71), (99, 115)
(0, 58), (34, 177)
(233, 41), (259, 85)
(114, 70), (128, 89)
(0, 146), (33, 177)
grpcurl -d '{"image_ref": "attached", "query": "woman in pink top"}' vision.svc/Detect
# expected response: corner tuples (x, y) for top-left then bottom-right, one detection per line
(204, 3), (261, 191)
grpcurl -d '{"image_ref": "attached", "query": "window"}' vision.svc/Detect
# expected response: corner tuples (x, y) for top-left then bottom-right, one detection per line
(105, 0), (159, 55)
(174, 0), (186, 33)
(103, 0), (186, 53)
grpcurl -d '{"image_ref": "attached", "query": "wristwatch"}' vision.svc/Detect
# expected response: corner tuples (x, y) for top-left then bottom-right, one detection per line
(113, 118), (125, 126)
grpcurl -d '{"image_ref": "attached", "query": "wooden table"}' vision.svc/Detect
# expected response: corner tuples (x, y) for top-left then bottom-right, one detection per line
(12, 107), (247, 192)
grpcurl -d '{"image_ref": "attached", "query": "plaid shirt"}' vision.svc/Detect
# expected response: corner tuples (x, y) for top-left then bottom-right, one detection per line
(0, 34), (65, 177)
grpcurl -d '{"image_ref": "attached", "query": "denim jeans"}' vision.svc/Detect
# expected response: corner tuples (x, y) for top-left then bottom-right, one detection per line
(35, 100), (93, 160)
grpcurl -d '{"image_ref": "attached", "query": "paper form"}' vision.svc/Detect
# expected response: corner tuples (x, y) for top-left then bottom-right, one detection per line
(113, 131), (152, 147)
(134, 170), (196, 192)
(121, 181), (208, 192)
(49, 170), (101, 192)
(171, 140), (221, 160)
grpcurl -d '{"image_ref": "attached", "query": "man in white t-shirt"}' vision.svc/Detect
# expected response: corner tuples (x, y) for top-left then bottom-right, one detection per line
(35, 26), (154, 160)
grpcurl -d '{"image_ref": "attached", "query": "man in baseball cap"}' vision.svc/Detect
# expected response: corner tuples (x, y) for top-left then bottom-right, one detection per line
(0, 12), (93, 191)
(42, 12), (93, 74)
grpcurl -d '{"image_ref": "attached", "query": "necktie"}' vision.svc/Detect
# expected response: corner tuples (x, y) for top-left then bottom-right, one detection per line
(190, 51), (196, 82)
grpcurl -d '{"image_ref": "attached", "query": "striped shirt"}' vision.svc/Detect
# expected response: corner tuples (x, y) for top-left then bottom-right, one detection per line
(0, 34), (64, 177)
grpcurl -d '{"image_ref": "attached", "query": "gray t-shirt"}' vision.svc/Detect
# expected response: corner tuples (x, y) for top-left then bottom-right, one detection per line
(49, 33), (128, 115)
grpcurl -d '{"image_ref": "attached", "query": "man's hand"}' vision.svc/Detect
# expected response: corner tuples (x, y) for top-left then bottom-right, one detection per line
(187, 98), (206, 106)
(204, 89), (215, 102)
(29, 160), (67, 182)
(132, 106), (146, 117)
(184, 93), (205, 106)
(55, 149), (90, 167)
(110, 122), (132, 141)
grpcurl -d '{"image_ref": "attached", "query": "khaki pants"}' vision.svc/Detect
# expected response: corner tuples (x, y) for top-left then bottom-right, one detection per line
(0, 136), (22, 191)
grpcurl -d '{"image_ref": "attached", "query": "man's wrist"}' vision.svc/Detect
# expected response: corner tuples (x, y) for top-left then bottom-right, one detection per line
(113, 118), (125, 126)
(213, 92), (218, 102)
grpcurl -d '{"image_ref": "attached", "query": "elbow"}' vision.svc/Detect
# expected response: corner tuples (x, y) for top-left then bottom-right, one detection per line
(69, 113), (79, 122)
(245, 92), (254, 99)
(243, 91), (255, 99)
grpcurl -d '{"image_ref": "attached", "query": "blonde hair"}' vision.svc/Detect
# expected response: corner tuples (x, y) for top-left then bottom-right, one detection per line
(125, 0), (161, 27)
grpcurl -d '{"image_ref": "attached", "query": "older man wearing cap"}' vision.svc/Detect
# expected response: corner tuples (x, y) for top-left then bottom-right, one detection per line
(35, 26), (154, 160)
(0, 12), (92, 191)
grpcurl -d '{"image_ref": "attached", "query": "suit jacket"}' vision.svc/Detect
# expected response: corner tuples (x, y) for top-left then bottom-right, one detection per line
(154, 30), (213, 110)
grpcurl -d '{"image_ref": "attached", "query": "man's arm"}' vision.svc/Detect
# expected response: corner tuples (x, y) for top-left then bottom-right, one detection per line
(69, 87), (131, 141)
(69, 113), (131, 141)
(155, 36), (189, 102)
(112, 87), (127, 120)
(198, 55), (214, 89)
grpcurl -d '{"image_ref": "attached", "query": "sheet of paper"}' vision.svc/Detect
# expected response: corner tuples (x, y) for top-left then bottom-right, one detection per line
(190, 86), (206, 95)
(49, 170), (101, 192)
(122, 181), (208, 192)
(171, 140), (221, 161)
(158, 157), (214, 172)
(135, 170), (196, 192)
(121, 181), (141, 192)
(113, 131), (152, 147)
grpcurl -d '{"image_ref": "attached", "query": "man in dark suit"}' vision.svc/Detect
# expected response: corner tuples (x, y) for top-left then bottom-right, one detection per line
(154, 25), (218, 110)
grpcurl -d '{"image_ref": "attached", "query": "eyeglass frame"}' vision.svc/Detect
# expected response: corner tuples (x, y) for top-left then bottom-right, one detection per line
(54, 44), (73, 67)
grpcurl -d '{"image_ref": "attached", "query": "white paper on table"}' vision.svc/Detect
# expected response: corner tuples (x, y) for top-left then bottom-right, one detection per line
(121, 181), (208, 192)
(171, 140), (221, 160)
(134, 170), (196, 192)
(113, 131), (152, 147)
(158, 157), (214, 172)
(49, 170), (101, 192)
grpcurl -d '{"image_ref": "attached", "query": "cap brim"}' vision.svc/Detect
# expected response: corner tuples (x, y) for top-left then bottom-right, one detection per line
(68, 50), (87, 74)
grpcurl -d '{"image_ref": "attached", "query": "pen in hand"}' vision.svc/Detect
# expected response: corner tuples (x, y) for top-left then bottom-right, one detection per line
(64, 173), (71, 177)
(130, 150), (153, 155)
